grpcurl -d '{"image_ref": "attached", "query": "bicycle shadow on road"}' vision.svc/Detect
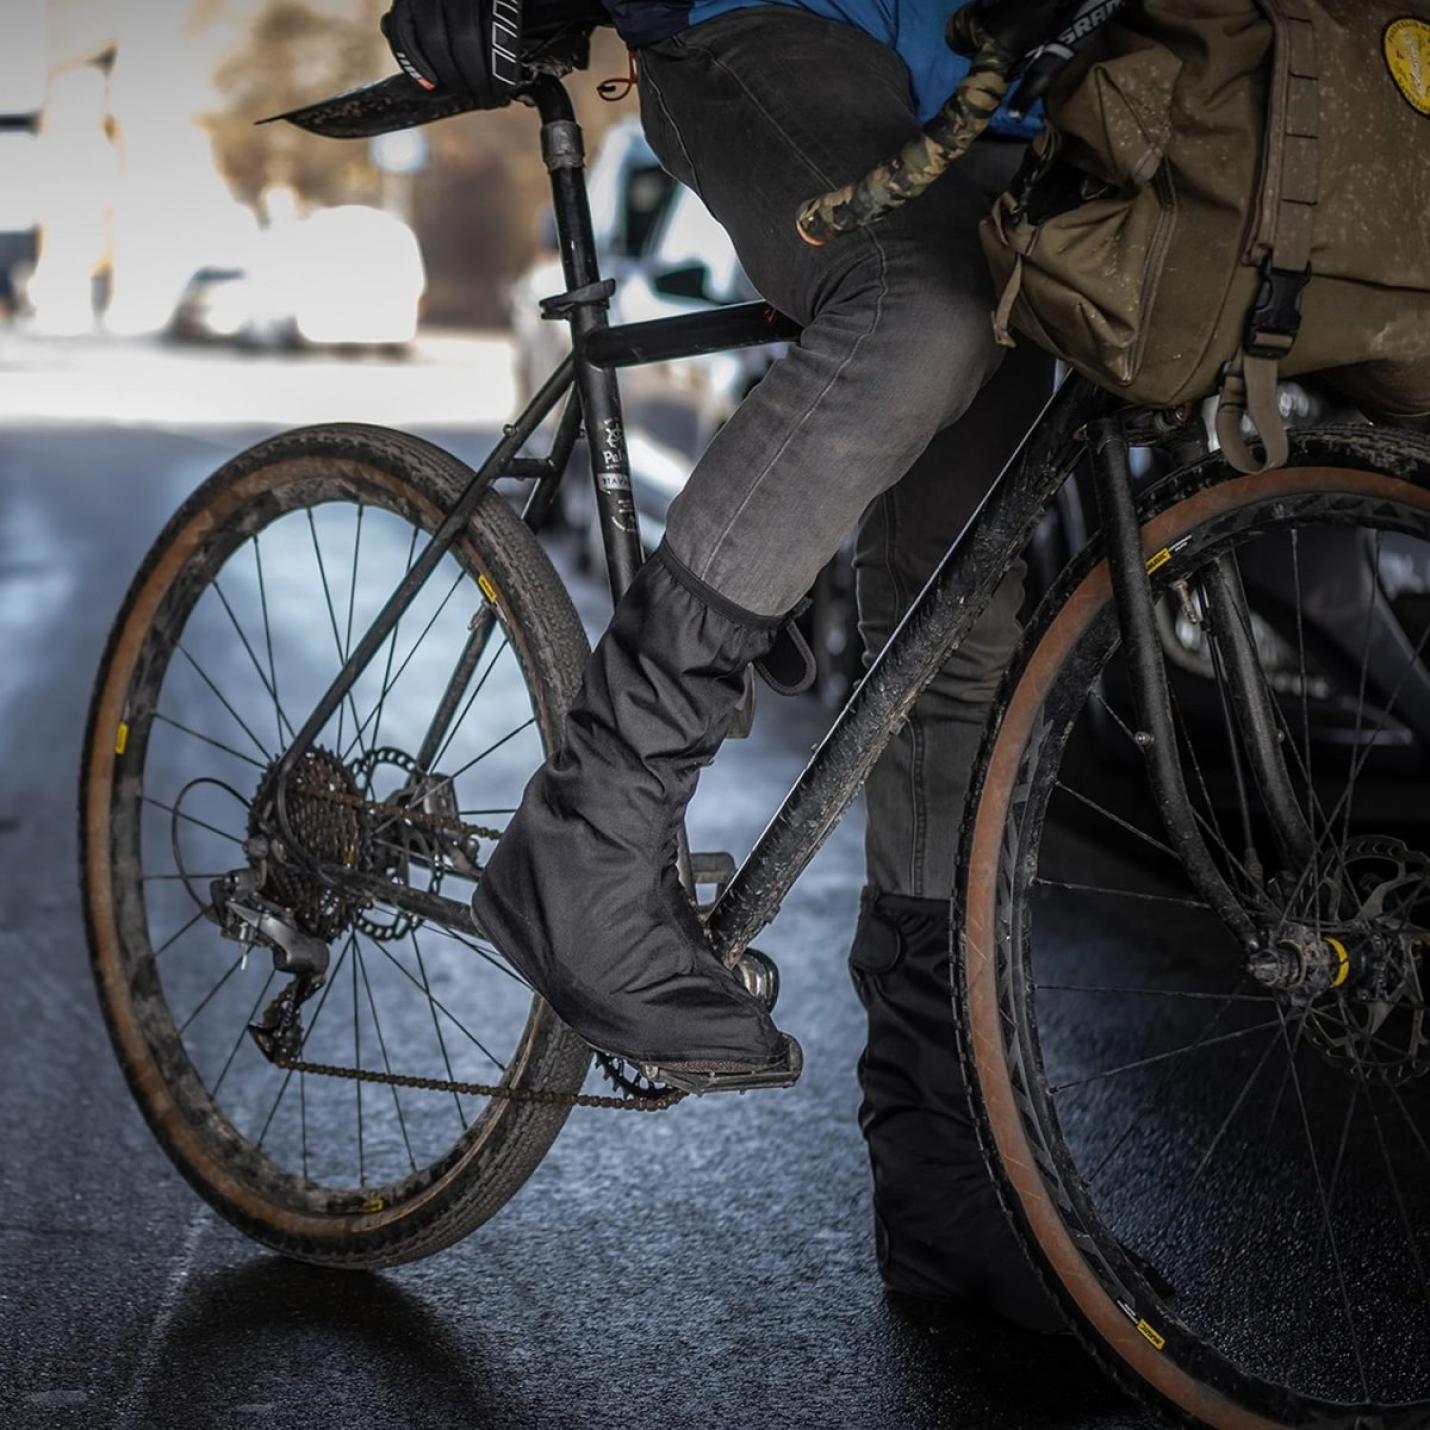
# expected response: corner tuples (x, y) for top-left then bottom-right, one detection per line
(126, 1256), (539, 1430)
(876, 1293), (1156, 1429)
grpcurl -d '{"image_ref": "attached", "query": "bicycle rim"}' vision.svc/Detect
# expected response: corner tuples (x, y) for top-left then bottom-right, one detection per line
(963, 448), (1430, 1426)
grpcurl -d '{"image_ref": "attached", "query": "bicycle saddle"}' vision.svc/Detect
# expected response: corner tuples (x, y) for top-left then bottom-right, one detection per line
(261, 73), (479, 139)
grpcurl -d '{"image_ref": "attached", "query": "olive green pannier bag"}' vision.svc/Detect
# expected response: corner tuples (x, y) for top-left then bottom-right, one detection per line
(981, 0), (1430, 472)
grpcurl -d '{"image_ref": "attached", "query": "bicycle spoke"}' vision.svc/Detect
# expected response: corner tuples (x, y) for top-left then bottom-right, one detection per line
(177, 643), (272, 763)
(211, 575), (296, 746)
(407, 931), (468, 1130)
(433, 717), (539, 795)
(1053, 781), (1180, 862)
(1032, 877), (1211, 910)
(255, 941), (351, 1148)
(372, 933), (507, 1073)
(210, 968), (277, 1100)
(345, 570), (467, 763)
(356, 940), (418, 1175)
(1273, 1001), (1373, 1403)
(153, 712), (267, 772)
(1343, 1035), (1430, 1314)
(1388, 1081), (1430, 1166)
(368, 524), (420, 758)
(1337, 530), (1382, 854)
(421, 922), (532, 988)
(1051, 1018), (1282, 1094)
(253, 534), (284, 753)
(177, 953), (244, 1034)
(430, 635), (512, 774)
(1311, 1077), (1360, 1270)
(1270, 610), (1430, 943)
(1154, 1024), (1281, 1249)
(1037, 983), (1270, 1003)
(1084, 981), (1255, 1186)
(154, 906), (210, 958)
(142, 795), (244, 846)
(351, 945), (363, 1185)
(307, 509), (367, 761)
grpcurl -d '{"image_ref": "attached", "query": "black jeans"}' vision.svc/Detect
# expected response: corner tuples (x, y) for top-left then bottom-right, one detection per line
(639, 6), (1053, 899)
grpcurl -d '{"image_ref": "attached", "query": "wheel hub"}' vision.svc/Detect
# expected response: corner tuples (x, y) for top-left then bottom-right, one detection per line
(1254, 836), (1430, 1084)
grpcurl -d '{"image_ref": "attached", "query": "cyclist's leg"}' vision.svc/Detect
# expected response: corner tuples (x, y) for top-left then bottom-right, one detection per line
(638, 7), (1005, 616)
(478, 6), (1003, 1074)
(848, 340), (1063, 1330)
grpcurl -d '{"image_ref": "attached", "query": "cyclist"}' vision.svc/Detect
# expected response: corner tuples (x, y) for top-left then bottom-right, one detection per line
(382, 0), (1061, 1332)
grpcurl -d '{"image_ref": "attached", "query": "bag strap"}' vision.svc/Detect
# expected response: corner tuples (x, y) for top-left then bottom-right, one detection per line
(1216, 0), (1320, 473)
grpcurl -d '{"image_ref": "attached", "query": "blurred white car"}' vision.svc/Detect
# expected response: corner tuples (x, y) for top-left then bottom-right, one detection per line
(287, 205), (426, 348)
(0, 120), (40, 317)
(170, 204), (426, 351)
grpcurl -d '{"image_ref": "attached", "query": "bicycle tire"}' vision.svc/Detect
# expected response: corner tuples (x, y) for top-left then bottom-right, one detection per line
(80, 422), (594, 1268)
(958, 426), (1430, 1428)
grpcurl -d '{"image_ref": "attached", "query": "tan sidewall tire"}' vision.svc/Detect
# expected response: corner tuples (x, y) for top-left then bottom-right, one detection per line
(81, 426), (592, 1265)
(962, 465), (1430, 1428)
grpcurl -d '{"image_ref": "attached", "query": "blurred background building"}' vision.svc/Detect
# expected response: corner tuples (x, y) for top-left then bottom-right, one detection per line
(1, 0), (641, 338)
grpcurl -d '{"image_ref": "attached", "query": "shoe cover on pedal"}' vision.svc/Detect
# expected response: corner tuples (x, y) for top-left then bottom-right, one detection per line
(473, 543), (789, 1069)
(849, 888), (1065, 1335)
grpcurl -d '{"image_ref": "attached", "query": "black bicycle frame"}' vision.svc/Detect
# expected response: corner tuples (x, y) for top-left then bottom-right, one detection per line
(273, 74), (1276, 964)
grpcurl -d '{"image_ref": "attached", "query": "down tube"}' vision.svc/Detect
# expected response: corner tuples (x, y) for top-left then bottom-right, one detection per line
(705, 374), (1116, 964)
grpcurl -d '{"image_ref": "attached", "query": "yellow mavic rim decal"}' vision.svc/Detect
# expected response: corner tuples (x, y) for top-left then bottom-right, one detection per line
(477, 573), (498, 605)
(115, 722), (129, 756)
(1136, 1318), (1166, 1352)
(1386, 18), (1430, 117)
(1145, 547), (1172, 576)
(1327, 936), (1351, 989)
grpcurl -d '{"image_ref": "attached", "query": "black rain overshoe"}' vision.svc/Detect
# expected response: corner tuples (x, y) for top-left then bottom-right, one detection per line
(472, 541), (800, 1086)
(848, 887), (1065, 1335)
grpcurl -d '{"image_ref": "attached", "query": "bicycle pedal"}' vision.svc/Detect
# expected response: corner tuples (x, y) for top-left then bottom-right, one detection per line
(638, 1033), (803, 1096)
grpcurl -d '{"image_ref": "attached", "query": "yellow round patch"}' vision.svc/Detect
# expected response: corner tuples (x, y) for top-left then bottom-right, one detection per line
(1386, 17), (1430, 116)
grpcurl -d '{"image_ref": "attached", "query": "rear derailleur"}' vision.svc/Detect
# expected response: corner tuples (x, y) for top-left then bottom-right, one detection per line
(207, 866), (329, 1064)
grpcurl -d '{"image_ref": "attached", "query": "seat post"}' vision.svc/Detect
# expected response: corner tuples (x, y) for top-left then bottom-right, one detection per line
(528, 74), (643, 598)
(531, 77), (602, 305)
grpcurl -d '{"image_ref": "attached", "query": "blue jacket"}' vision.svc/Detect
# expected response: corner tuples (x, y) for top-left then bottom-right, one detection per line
(603, 1), (1032, 129)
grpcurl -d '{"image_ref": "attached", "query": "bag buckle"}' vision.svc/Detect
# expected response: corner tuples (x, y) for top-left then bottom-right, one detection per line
(1244, 257), (1310, 360)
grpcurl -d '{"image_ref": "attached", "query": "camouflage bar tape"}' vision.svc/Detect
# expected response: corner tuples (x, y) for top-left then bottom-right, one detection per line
(795, 7), (1018, 247)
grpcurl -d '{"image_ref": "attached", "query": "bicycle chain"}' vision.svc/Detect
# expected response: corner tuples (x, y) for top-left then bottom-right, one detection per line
(293, 776), (502, 845)
(277, 778), (685, 1112)
(272, 1051), (685, 1111)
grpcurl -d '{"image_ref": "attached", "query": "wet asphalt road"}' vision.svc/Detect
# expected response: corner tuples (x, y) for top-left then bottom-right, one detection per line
(0, 400), (1159, 1430)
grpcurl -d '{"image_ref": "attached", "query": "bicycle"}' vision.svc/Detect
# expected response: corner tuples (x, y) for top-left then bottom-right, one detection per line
(80, 39), (1430, 1430)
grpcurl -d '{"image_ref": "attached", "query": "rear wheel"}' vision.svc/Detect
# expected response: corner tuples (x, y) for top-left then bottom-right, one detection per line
(961, 430), (1430, 1427)
(81, 423), (593, 1267)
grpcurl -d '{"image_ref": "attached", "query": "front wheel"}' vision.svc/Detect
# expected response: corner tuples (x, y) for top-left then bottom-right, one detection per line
(960, 428), (1430, 1427)
(81, 423), (593, 1267)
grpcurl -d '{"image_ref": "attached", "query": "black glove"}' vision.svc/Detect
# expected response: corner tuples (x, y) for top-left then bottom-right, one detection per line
(950, 0), (1077, 62)
(381, 0), (513, 101)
